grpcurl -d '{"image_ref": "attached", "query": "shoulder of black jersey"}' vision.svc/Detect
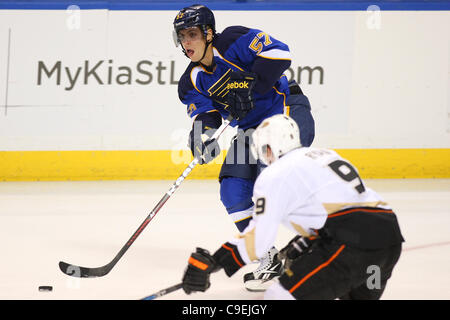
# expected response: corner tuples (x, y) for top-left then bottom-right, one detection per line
(213, 25), (251, 56)
(178, 62), (200, 100)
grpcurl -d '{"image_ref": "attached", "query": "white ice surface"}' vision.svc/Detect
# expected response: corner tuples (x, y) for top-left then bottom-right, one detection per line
(0, 179), (449, 300)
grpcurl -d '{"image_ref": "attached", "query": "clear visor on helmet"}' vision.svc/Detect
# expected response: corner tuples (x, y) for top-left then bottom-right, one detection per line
(173, 26), (203, 47)
(172, 30), (181, 47)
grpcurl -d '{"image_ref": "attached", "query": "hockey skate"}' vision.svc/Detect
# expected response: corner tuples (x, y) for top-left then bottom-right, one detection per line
(243, 247), (283, 292)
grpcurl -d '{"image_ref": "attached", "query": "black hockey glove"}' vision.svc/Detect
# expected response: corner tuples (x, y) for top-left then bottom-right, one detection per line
(224, 70), (257, 121)
(182, 248), (219, 294)
(279, 235), (314, 262)
(213, 242), (246, 277)
(189, 129), (220, 164)
(188, 112), (222, 164)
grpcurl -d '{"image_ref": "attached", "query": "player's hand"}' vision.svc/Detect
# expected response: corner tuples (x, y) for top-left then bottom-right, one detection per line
(189, 128), (221, 164)
(225, 70), (257, 121)
(280, 235), (314, 261)
(182, 248), (218, 294)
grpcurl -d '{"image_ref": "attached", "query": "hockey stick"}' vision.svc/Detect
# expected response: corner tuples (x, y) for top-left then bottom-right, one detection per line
(141, 283), (183, 300)
(59, 115), (233, 278)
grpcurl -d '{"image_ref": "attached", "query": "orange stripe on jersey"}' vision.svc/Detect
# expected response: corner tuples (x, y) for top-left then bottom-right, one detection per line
(222, 244), (244, 268)
(289, 245), (345, 294)
(328, 207), (394, 219)
(188, 257), (209, 271)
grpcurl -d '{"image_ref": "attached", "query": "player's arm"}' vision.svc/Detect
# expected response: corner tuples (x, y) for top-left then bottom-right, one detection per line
(179, 73), (223, 164)
(220, 27), (291, 119)
(223, 27), (291, 95)
(220, 26), (291, 96)
(181, 174), (290, 295)
(247, 29), (292, 95)
(218, 173), (291, 274)
(211, 171), (309, 277)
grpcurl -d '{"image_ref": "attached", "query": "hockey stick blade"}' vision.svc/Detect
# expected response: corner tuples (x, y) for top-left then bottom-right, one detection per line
(58, 261), (112, 278)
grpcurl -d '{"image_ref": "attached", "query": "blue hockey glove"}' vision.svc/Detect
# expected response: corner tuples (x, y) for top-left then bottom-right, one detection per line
(224, 70), (257, 121)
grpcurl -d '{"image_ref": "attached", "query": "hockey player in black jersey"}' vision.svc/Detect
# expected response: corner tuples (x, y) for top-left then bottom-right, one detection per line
(181, 114), (404, 300)
(173, 4), (315, 291)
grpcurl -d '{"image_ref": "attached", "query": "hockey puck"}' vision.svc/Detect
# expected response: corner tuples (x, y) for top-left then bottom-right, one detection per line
(38, 286), (53, 292)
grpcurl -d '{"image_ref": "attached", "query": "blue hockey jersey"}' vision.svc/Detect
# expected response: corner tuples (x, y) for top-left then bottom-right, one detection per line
(178, 26), (292, 130)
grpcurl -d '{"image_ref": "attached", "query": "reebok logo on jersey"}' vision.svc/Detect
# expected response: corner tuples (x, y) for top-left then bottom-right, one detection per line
(226, 81), (249, 90)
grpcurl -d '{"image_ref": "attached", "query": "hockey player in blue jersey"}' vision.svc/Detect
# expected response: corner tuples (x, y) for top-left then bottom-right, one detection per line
(173, 4), (315, 291)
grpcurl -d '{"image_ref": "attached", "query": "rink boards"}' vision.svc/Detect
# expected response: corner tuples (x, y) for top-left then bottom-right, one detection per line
(0, 5), (449, 180)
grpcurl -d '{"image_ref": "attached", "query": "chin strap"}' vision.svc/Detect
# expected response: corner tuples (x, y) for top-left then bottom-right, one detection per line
(199, 39), (213, 64)
(200, 47), (216, 72)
